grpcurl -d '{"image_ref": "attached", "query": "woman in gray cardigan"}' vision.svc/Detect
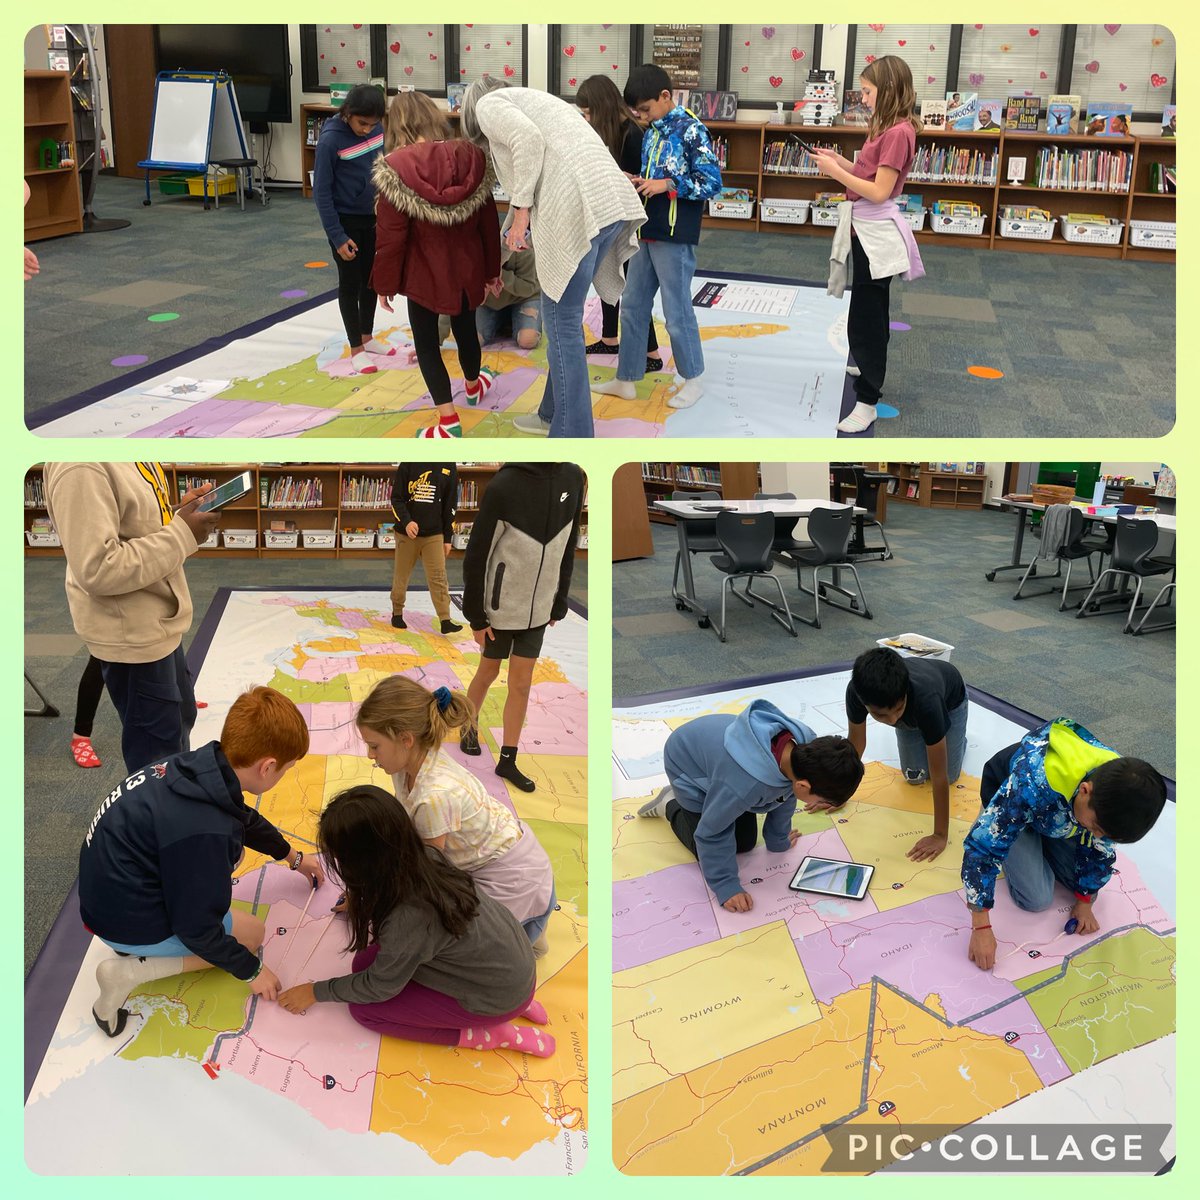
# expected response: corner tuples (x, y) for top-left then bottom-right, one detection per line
(461, 79), (645, 438)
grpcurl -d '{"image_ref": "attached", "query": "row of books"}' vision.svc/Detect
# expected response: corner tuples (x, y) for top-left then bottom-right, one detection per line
(265, 477), (325, 509)
(676, 465), (723, 486)
(24, 477), (47, 508)
(762, 139), (834, 176)
(177, 475), (218, 501)
(304, 114), (334, 148)
(909, 145), (999, 186)
(457, 480), (483, 507)
(710, 136), (729, 169)
(1148, 162), (1177, 194)
(341, 475), (391, 508)
(1032, 146), (1133, 192)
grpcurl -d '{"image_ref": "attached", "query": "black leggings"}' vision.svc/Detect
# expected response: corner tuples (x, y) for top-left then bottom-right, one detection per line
(330, 213), (378, 347)
(600, 257), (659, 351)
(408, 294), (482, 408)
(847, 233), (893, 406)
(665, 798), (759, 858)
(74, 653), (105, 738)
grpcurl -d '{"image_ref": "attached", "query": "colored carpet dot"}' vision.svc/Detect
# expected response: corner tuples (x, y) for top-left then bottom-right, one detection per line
(876, 403), (900, 418)
(305, 261), (329, 269)
(147, 312), (179, 323)
(111, 354), (148, 367)
(280, 289), (308, 299)
(967, 365), (1005, 380)
(889, 321), (911, 332)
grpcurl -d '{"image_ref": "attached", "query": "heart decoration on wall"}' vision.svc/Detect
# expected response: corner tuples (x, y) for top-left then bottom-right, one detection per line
(1119, 82), (1128, 91)
(1085, 60), (1100, 73)
(744, 40), (750, 46)
(868, 24), (885, 32)
(1028, 28), (1039, 36)
(353, 24), (362, 29)
(329, 66), (337, 74)
(762, 27), (776, 39)
(865, 55), (877, 64)
(339, 42), (346, 48)
(356, 60), (365, 70)
(929, 44), (936, 51)
(389, 41), (400, 54)
(600, 45), (607, 53)
(1152, 37), (1164, 46)
(969, 73), (984, 86)
(898, 39), (906, 46)
(460, 68), (466, 74)
(1150, 73), (1168, 87)
(769, 75), (783, 88)
(505, 65), (516, 77)
(564, 45), (576, 57)
(464, 46), (471, 53)
(926, 74), (935, 83)
(427, 30), (433, 36)
(430, 54), (438, 61)
(791, 48), (804, 61)
(1040, 71), (1048, 79)
(568, 77), (576, 87)
(1000, 44), (1011, 52)
(741, 65), (749, 73)
(1104, 24), (1121, 34)
(974, 23), (983, 28)
(403, 65), (413, 75)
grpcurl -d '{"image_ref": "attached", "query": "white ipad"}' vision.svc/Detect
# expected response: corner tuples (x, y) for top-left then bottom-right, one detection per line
(195, 470), (253, 512)
(787, 855), (874, 900)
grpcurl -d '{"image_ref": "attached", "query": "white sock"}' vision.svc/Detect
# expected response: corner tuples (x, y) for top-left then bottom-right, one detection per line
(350, 351), (378, 374)
(837, 401), (877, 433)
(846, 364), (861, 377)
(94, 954), (186, 1034)
(668, 374), (705, 409)
(593, 378), (637, 399)
(364, 337), (396, 356)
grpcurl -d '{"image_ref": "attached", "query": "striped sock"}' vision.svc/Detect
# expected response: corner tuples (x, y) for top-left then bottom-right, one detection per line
(417, 413), (462, 439)
(463, 366), (497, 406)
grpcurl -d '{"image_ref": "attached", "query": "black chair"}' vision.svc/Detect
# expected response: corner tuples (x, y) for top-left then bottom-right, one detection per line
(707, 511), (797, 642)
(208, 156), (268, 211)
(1076, 516), (1175, 633)
(781, 507), (873, 628)
(849, 467), (893, 560)
(1012, 506), (1106, 610)
(670, 490), (721, 610)
(754, 491), (799, 549)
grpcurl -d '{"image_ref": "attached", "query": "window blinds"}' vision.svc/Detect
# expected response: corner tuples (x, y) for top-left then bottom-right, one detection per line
(958, 24), (1064, 99)
(851, 24), (952, 111)
(313, 24), (373, 86)
(557, 25), (633, 97)
(459, 24), (524, 86)
(1070, 24), (1174, 114)
(384, 26), (447, 92)
(729, 24), (818, 104)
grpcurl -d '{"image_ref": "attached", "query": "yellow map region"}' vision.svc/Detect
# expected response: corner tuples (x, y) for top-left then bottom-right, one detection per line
(612, 792), (699, 883)
(616, 980), (1044, 1176)
(613, 921), (819, 1104)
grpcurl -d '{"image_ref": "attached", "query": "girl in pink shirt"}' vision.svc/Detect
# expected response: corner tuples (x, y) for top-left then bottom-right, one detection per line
(814, 56), (925, 433)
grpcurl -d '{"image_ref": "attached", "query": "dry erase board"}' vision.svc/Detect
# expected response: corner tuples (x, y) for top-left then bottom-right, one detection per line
(146, 74), (246, 168)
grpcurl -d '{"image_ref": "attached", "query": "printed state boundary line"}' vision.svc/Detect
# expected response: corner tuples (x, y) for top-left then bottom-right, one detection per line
(735, 922), (1175, 1174)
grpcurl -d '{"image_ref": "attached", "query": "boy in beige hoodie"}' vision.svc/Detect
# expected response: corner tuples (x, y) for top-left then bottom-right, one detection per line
(45, 463), (220, 773)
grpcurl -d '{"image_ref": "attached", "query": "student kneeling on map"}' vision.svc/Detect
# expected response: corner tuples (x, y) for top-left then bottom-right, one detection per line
(80, 687), (324, 1036)
(845, 647), (968, 864)
(962, 719), (1167, 971)
(638, 701), (863, 912)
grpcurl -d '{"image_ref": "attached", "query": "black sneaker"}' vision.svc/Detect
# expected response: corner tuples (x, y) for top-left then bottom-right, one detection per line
(585, 340), (619, 355)
(440, 618), (463, 634)
(391, 614), (407, 629)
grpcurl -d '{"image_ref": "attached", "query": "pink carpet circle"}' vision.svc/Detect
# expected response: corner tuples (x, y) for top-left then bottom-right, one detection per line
(111, 354), (149, 367)
(889, 321), (911, 331)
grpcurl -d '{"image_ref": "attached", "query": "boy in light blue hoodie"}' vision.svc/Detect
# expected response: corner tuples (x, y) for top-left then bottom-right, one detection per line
(638, 700), (863, 912)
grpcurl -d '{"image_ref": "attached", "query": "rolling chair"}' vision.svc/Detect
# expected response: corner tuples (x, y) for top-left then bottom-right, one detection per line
(780, 507), (873, 628)
(707, 510), (797, 642)
(754, 491), (799, 551)
(1012, 506), (1107, 610)
(1076, 516), (1175, 633)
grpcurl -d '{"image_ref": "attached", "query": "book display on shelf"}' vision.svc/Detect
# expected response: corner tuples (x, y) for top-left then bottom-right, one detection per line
(1161, 105), (1176, 137)
(946, 92), (979, 132)
(842, 89), (869, 126)
(921, 99), (947, 130)
(975, 100), (1003, 132)
(1047, 95), (1082, 136)
(1005, 96), (1041, 131)
(1084, 103), (1134, 138)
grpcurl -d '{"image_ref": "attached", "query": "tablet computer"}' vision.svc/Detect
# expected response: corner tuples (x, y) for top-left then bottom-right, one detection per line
(787, 855), (874, 900)
(195, 470), (253, 512)
(691, 502), (736, 512)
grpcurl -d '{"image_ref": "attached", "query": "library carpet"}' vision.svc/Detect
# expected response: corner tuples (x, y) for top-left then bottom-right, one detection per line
(26, 586), (588, 1175)
(611, 667), (1176, 1176)
(28, 272), (857, 440)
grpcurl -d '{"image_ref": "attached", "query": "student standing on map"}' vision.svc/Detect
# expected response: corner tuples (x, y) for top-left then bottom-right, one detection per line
(459, 462), (585, 793)
(460, 79), (646, 437)
(844, 648), (968, 863)
(962, 719), (1167, 970)
(389, 463), (462, 635)
(45, 463), (221, 774)
(356, 675), (557, 955)
(277, 785), (555, 1057)
(637, 701), (863, 912)
(81, 687), (324, 1036)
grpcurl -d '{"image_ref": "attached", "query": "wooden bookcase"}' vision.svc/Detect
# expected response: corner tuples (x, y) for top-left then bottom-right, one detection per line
(641, 462), (761, 524)
(25, 464), (587, 560)
(882, 462), (925, 506)
(24, 70), (83, 242)
(920, 468), (986, 510)
(701, 119), (1172, 262)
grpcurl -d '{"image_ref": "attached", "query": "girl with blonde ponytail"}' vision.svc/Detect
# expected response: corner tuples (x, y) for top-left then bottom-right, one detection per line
(355, 675), (556, 954)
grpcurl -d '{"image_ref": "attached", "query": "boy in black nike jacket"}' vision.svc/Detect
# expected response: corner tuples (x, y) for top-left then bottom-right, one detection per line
(459, 462), (585, 792)
(80, 687), (324, 1036)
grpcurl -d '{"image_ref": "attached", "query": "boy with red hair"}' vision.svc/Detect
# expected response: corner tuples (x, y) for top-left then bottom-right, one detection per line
(80, 687), (325, 1036)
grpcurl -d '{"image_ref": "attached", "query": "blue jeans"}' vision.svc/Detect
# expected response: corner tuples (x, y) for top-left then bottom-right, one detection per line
(894, 699), (969, 783)
(103, 911), (234, 957)
(477, 297), (542, 347)
(521, 884), (557, 944)
(1003, 828), (1079, 912)
(616, 240), (705, 382)
(539, 219), (626, 437)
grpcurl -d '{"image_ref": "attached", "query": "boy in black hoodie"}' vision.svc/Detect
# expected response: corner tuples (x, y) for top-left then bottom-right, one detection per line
(80, 687), (324, 1036)
(459, 463), (585, 793)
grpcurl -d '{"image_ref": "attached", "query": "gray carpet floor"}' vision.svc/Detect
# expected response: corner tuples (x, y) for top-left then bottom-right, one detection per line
(24, 553), (587, 974)
(25, 176), (1174, 437)
(613, 503), (1175, 777)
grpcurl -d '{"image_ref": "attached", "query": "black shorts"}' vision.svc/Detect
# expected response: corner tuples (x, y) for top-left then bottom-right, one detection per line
(481, 624), (547, 661)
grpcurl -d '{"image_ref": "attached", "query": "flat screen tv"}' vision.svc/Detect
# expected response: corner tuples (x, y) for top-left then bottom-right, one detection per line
(154, 25), (292, 126)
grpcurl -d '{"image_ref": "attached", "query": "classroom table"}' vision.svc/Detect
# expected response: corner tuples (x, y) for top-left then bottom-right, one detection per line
(985, 498), (1176, 583)
(654, 497), (865, 626)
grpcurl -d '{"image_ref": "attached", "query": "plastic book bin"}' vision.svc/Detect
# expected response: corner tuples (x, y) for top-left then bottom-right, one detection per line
(876, 633), (954, 661)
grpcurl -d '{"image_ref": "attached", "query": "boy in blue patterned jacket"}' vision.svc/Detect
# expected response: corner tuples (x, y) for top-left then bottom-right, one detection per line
(963, 718), (1166, 971)
(595, 64), (723, 412)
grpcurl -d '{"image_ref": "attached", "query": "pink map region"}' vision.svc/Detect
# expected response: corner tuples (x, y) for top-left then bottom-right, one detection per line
(962, 995), (1072, 1088)
(295, 656), (359, 684)
(488, 683), (586, 757)
(337, 610), (371, 629)
(613, 864), (721, 972)
(136, 397), (336, 438)
(297, 702), (363, 757)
